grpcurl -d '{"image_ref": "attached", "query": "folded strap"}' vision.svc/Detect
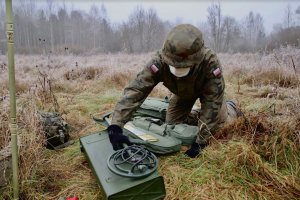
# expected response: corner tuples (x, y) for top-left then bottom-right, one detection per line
(91, 111), (113, 127)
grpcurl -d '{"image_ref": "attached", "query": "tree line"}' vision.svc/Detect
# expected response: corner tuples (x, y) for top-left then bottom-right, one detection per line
(0, 1), (299, 54)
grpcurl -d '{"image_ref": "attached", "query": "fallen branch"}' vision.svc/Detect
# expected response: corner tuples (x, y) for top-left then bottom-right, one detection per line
(290, 56), (297, 74)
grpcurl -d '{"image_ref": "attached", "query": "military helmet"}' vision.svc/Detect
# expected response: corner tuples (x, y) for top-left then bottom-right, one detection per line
(161, 24), (205, 68)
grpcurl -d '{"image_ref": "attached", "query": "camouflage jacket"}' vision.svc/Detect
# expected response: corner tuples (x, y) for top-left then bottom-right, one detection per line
(111, 47), (225, 143)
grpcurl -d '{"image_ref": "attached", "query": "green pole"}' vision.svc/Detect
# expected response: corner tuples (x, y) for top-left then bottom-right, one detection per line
(5, 0), (19, 199)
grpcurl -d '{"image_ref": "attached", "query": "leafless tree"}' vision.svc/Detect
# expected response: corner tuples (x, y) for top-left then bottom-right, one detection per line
(241, 12), (265, 52)
(283, 4), (294, 28)
(0, 1), (4, 54)
(144, 8), (166, 51)
(207, 2), (222, 52)
(295, 5), (300, 26)
(129, 6), (146, 52)
(222, 16), (239, 52)
(121, 6), (166, 53)
(46, 0), (55, 53)
(120, 22), (134, 53)
(89, 5), (100, 49)
(57, 6), (68, 47)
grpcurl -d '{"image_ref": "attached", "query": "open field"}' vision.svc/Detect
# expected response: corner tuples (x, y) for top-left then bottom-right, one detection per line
(0, 47), (300, 199)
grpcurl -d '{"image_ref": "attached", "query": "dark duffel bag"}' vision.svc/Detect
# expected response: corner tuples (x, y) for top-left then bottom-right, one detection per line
(38, 111), (70, 149)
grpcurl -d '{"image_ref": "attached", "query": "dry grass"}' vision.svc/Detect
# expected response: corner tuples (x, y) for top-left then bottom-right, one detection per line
(240, 69), (299, 87)
(1, 47), (300, 199)
(222, 46), (300, 89)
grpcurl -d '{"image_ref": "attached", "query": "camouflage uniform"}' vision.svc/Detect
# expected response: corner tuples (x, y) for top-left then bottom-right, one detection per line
(111, 24), (234, 145)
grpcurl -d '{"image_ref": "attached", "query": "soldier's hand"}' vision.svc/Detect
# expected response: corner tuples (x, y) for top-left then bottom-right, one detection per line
(107, 124), (131, 151)
(184, 142), (206, 158)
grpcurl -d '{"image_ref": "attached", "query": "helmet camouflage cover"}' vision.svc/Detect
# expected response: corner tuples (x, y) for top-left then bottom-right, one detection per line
(161, 24), (205, 68)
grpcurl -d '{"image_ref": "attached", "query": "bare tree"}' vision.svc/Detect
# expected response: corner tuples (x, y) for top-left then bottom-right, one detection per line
(57, 7), (68, 47)
(99, 5), (111, 52)
(70, 10), (84, 49)
(283, 4), (294, 28)
(144, 8), (166, 51)
(120, 6), (167, 53)
(99, 4), (107, 20)
(241, 12), (265, 52)
(14, 0), (38, 53)
(0, 1), (3, 17)
(207, 2), (222, 52)
(296, 5), (300, 26)
(222, 16), (239, 52)
(46, 0), (55, 53)
(0, 1), (5, 54)
(254, 13), (266, 49)
(120, 22), (134, 53)
(89, 5), (100, 49)
(129, 6), (146, 52)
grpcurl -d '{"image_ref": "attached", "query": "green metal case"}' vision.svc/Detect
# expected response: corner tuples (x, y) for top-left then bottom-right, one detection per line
(80, 131), (166, 200)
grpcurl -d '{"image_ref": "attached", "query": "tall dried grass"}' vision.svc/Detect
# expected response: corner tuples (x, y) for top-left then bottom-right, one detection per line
(221, 46), (300, 88)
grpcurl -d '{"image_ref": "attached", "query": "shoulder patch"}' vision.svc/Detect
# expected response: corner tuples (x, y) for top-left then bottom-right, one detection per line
(150, 64), (159, 73)
(213, 67), (221, 77)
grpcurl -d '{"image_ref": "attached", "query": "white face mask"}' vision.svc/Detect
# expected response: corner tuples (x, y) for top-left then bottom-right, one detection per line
(169, 65), (191, 77)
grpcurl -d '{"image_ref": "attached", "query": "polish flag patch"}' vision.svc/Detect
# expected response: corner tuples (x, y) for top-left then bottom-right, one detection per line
(150, 64), (159, 73)
(213, 67), (221, 77)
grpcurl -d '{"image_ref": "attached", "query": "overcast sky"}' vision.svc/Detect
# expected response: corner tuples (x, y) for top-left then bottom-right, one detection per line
(38, 0), (300, 34)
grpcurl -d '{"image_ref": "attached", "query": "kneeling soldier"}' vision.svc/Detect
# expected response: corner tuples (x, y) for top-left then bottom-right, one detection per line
(108, 24), (242, 158)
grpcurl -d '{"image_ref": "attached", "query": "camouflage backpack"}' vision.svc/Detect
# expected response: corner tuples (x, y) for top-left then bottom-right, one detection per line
(38, 111), (70, 149)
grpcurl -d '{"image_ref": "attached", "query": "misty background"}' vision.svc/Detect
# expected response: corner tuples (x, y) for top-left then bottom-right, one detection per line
(0, 0), (300, 55)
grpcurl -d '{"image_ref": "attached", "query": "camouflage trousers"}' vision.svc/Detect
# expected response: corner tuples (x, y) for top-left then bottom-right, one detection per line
(165, 95), (240, 144)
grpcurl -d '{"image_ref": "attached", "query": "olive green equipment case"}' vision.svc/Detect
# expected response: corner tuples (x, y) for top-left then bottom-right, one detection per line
(80, 132), (166, 200)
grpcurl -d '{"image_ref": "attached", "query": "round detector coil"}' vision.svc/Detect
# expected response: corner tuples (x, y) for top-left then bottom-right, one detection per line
(107, 145), (158, 178)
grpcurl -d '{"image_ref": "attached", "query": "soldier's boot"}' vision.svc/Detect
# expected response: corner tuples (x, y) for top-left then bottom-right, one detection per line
(217, 99), (243, 125)
(185, 99), (243, 126)
(226, 100), (243, 117)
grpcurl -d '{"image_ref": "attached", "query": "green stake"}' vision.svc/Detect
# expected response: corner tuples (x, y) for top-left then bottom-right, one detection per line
(6, 0), (19, 199)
